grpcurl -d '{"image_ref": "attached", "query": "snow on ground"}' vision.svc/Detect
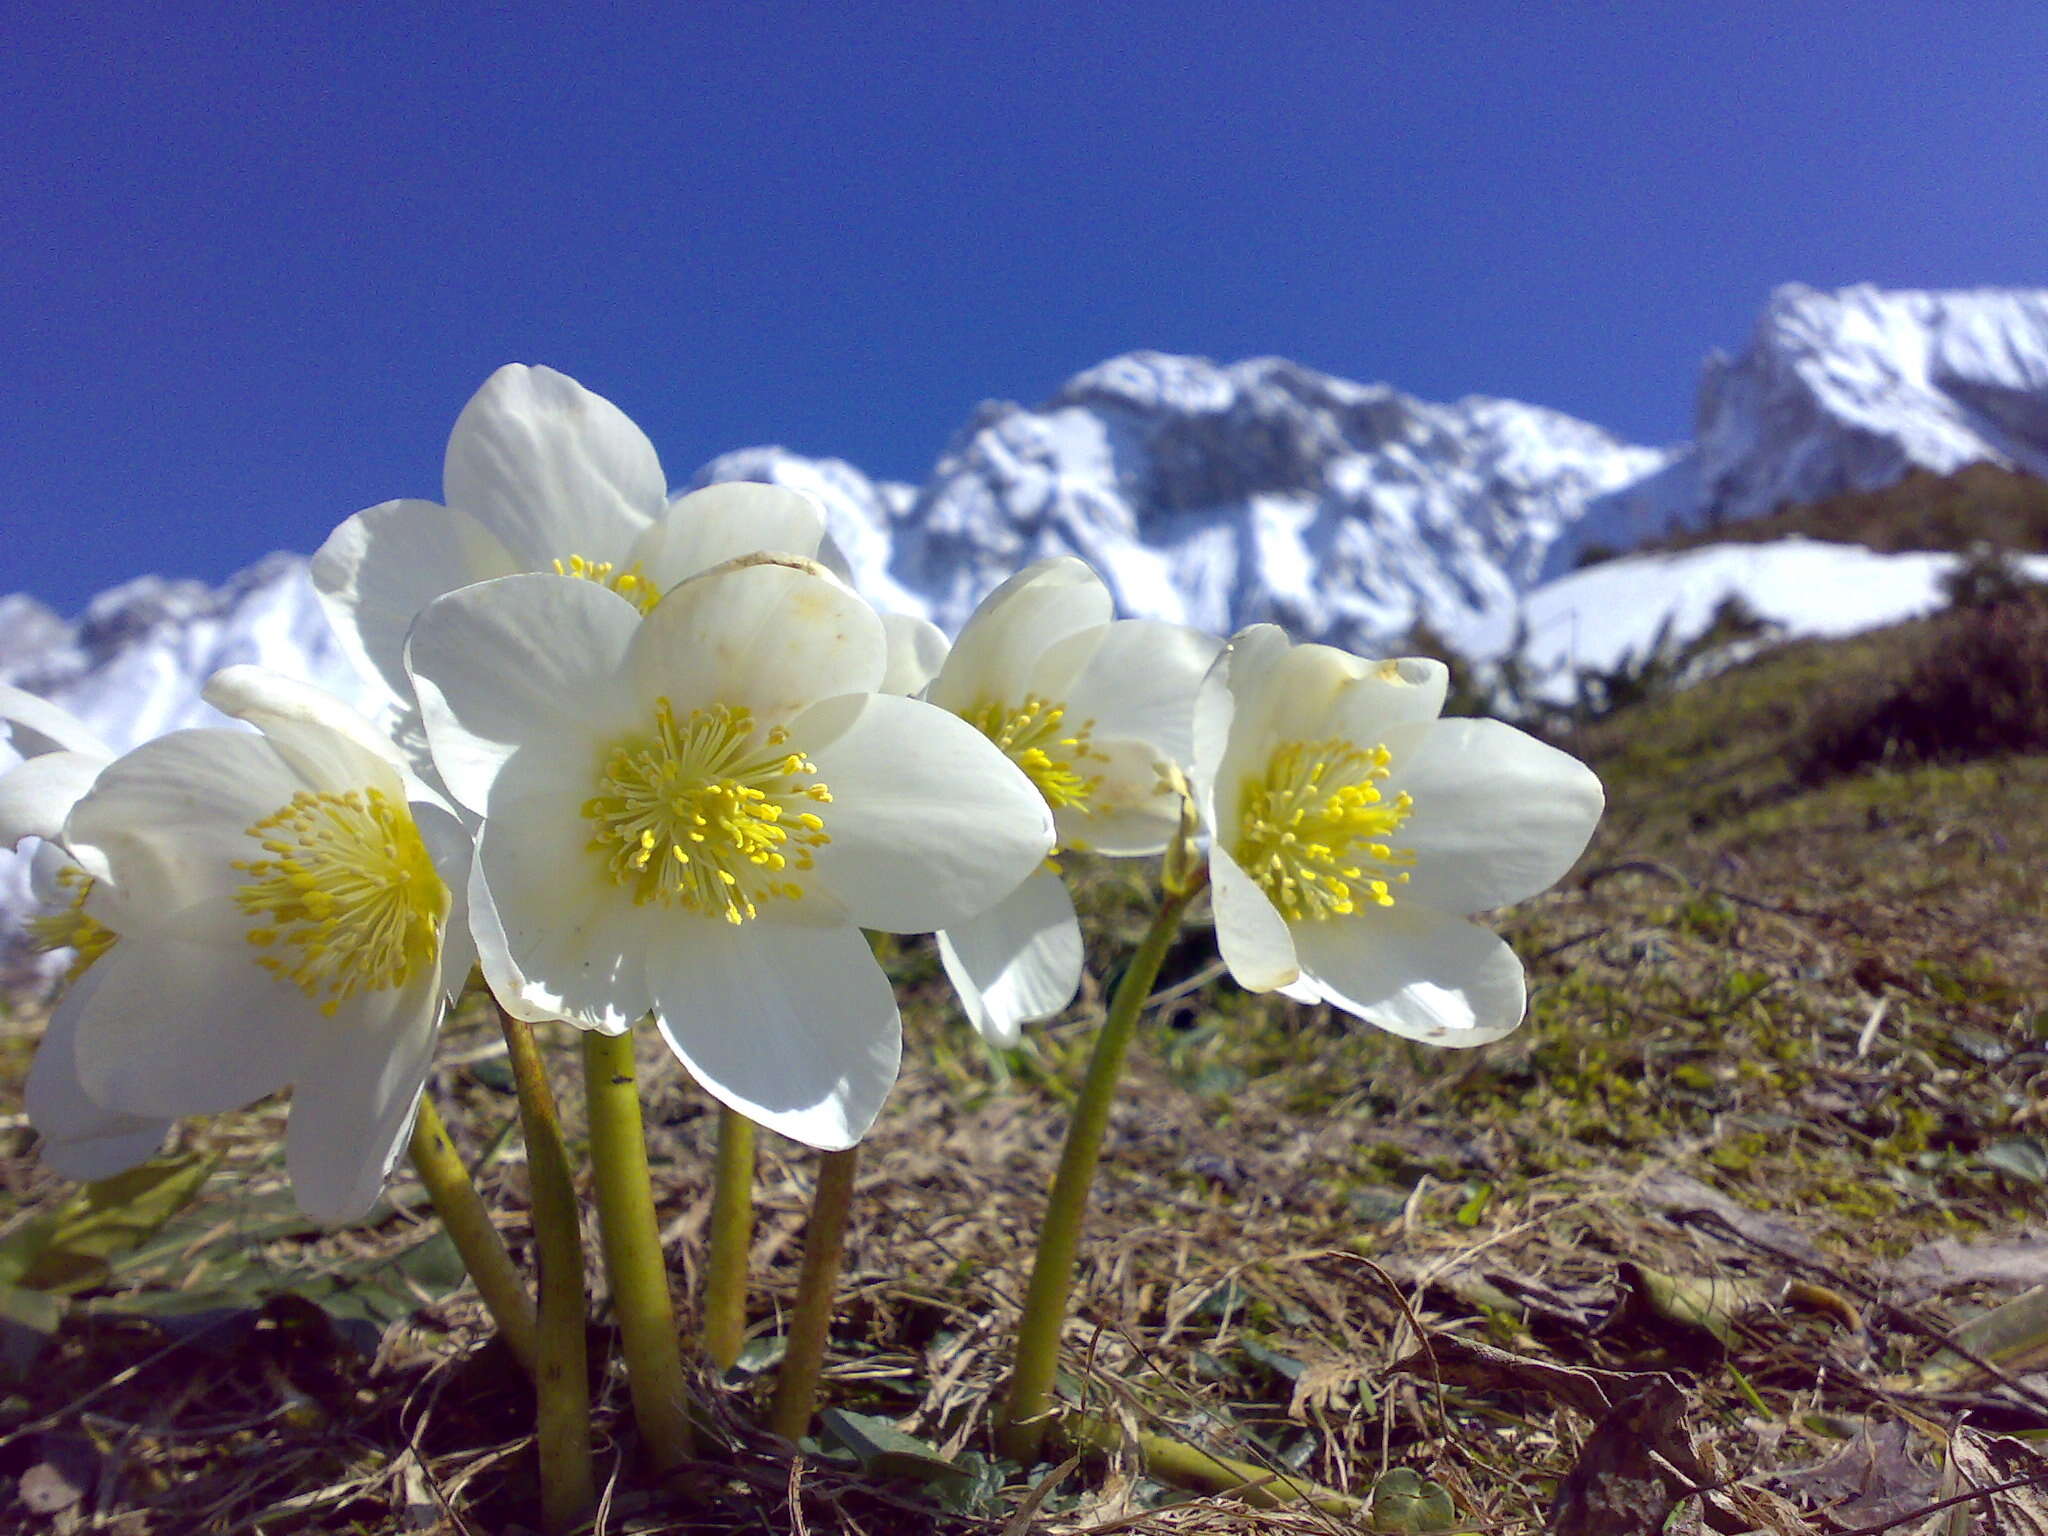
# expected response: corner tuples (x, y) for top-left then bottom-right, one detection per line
(1461, 537), (2048, 699)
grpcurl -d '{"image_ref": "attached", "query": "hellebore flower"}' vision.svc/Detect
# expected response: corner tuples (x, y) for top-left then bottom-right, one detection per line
(1192, 626), (1603, 1044)
(922, 559), (1220, 1044)
(0, 687), (171, 1178)
(405, 555), (1054, 1148)
(313, 364), (829, 728)
(39, 668), (472, 1221)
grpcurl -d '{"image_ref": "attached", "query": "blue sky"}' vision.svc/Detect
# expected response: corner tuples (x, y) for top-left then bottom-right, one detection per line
(6, 2), (2045, 617)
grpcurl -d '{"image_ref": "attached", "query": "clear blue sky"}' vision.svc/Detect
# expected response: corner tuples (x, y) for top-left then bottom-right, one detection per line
(6, 1), (2045, 617)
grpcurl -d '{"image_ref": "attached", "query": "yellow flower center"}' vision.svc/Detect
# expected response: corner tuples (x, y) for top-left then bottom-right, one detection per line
(582, 699), (833, 924)
(1234, 738), (1416, 922)
(233, 787), (448, 1016)
(27, 864), (117, 980)
(963, 694), (1105, 813)
(553, 553), (660, 615)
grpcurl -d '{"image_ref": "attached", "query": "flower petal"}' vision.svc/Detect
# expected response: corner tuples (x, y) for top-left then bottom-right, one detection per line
(1057, 736), (1180, 856)
(0, 751), (104, 849)
(1040, 619), (1222, 771)
(69, 934), (311, 1116)
(648, 919), (900, 1149)
(1382, 718), (1605, 914)
(626, 556), (885, 723)
(203, 666), (407, 796)
(473, 775), (655, 1033)
(0, 684), (112, 759)
(1191, 624), (1289, 825)
(407, 573), (642, 817)
(644, 483), (826, 588)
(1293, 904), (1527, 1046)
(936, 867), (1082, 1046)
(442, 365), (665, 571)
(1208, 842), (1301, 992)
(924, 558), (1114, 716)
(1320, 656), (1451, 750)
(797, 691), (1054, 933)
(311, 498), (520, 708)
(285, 969), (440, 1223)
(26, 965), (173, 1180)
(881, 612), (950, 697)
(62, 730), (296, 920)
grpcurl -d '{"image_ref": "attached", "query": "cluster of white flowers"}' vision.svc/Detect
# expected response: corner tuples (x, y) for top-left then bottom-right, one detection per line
(2, 365), (1604, 1223)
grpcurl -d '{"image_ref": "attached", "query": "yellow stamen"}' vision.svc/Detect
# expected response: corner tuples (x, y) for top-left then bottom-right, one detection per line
(232, 787), (447, 1016)
(553, 554), (660, 615)
(583, 699), (832, 924)
(27, 864), (117, 980)
(1234, 738), (1416, 922)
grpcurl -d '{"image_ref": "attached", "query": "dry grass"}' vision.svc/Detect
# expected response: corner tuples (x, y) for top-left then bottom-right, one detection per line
(5, 609), (2048, 1532)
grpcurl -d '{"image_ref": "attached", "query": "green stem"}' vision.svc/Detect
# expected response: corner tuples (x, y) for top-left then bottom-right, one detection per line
(408, 1093), (540, 1378)
(579, 1029), (695, 1471)
(766, 1146), (860, 1440)
(500, 1014), (595, 1531)
(701, 1105), (756, 1373)
(997, 875), (1202, 1464)
(1054, 1411), (1365, 1516)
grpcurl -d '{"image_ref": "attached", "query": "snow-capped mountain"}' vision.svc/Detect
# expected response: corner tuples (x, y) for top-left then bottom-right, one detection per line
(10, 282), (2048, 897)
(1555, 284), (2048, 572)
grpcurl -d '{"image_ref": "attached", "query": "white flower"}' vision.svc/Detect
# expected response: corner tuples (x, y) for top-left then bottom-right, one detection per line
(405, 555), (1056, 1148)
(921, 559), (1222, 1045)
(38, 668), (472, 1221)
(313, 364), (829, 728)
(1192, 627), (1603, 1045)
(1, 687), (171, 1179)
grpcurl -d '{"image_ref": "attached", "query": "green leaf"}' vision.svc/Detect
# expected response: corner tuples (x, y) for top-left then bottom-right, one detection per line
(0, 1283), (64, 1382)
(1368, 1465), (1460, 1532)
(19, 1154), (217, 1294)
(817, 1408), (971, 1489)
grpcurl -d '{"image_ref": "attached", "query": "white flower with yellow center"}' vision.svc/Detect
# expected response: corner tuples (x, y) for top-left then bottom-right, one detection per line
(1, 686), (173, 1179)
(1192, 626), (1603, 1044)
(921, 558), (1222, 1045)
(312, 364), (831, 745)
(405, 555), (1056, 1148)
(32, 668), (473, 1222)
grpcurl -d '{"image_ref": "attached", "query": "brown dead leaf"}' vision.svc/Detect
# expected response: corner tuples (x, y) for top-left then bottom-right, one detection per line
(1941, 1425), (2048, 1535)
(1636, 1167), (1825, 1266)
(1546, 1379), (1730, 1536)
(1386, 1332), (1674, 1419)
(1885, 1234), (2048, 1301)
(1773, 1420), (1938, 1528)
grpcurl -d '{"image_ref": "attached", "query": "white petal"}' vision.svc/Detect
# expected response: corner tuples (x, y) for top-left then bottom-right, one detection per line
(1190, 626), (1287, 829)
(797, 692), (1054, 933)
(413, 799), (476, 996)
(648, 919), (901, 1149)
(1040, 619), (1222, 770)
(626, 557), (885, 724)
(0, 751), (104, 849)
(285, 969), (440, 1223)
(26, 966), (173, 1180)
(1382, 719), (1605, 915)
(880, 612), (951, 696)
(473, 777), (654, 1033)
(63, 731), (296, 921)
(0, 685), (112, 759)
(70, 935), (311, 1116)
(311, 499), (520, 708)
(935, 867), (1082, 1047)
(1057, 735), (1181, 857)
(203, 666), (407, 796)
(1209, 843), (1301, 992)
(407, 573), (642, 817)
(1320, 655), (1451, 749)
(1293, 904), (1527, 1046)
(924, 558), (1113, 716)
(442, 365), (665, 571)
(645, 483), (826, 588)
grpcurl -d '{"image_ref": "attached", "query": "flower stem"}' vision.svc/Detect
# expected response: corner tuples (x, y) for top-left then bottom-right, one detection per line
(407, 1093), (539, 1378)
(579, 1029), (694, 1471)
(766, 1146), (860, 1440)
(1054, 1411), (1364, 1515)
(996, 873), (1203, 1464)
(701, 1105), (756, 1372)
(500, 1013), (595, 1531)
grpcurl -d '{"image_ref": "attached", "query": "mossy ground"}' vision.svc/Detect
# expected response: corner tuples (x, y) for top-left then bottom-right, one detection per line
(2, 609), (2046, 1532)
